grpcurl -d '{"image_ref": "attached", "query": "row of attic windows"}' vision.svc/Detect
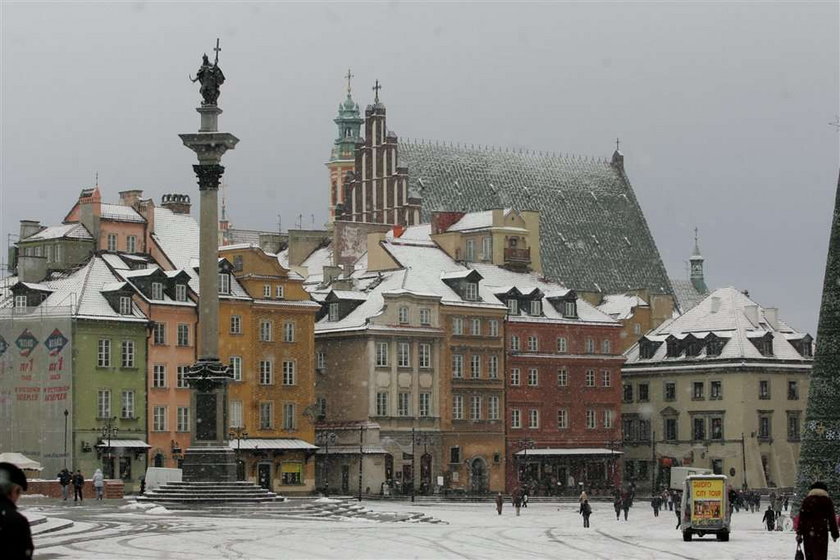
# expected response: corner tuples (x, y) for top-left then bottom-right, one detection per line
(639, 331), (813, 360)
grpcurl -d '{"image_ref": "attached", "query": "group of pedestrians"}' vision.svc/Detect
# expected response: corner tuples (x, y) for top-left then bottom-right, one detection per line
(56, 467), (106, 502)
(494, 487), (530, 516)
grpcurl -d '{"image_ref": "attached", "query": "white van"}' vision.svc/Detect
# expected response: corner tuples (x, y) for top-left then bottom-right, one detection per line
(679, 474), (731, 541)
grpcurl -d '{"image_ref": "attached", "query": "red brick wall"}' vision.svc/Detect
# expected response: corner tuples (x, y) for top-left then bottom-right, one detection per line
(26, 479), (124, 499)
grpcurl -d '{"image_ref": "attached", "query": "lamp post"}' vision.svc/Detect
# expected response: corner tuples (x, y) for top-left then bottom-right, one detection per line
(514, 438), (535, 489)
(411, 429), (432, 502)
(63, 409), (69, 469)
(228, 426), (248, 481)
(100, 416), (118, 478)
(317, 431), (337, 496)
(358, 424), (365, 501)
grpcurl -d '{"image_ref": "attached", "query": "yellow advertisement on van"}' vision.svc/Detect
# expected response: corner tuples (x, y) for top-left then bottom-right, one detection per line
(690, 478), (724, 523)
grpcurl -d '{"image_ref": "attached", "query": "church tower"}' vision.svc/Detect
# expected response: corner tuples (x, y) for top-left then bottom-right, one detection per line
(326, 69), (363, 225)
(689, 228), (708, 294)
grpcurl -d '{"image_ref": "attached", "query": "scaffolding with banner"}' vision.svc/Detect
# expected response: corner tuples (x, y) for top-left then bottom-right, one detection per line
(0, 306), (73, 477)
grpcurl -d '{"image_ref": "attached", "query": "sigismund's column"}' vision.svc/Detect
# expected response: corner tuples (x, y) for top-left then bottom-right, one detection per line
(180, 42), (239, 482)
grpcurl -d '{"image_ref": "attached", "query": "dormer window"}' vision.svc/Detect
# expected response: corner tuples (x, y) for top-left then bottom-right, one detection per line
(263, 284), (271, 298)
(465, 282), (478, 301)
(529, 300), (541, 316)
(666, 338), (681, 357)
(328, 303), (339, 322)
(398, 306), (409, 324)
(706, 336), (723, 357)
(233, 255), (243, 272)
(14, 295), (27, 309)
(563, 300), (577, 318)
(686, 337), (702, 357)
(275, 285), (284, 299)
(151, 282), (164, 300)
(119, 296), (132, 315)
(748, 333), (774, 357)
(507, 299), (519, 315)
(175, 284), (187, 302)
(219, 273), (231, 295)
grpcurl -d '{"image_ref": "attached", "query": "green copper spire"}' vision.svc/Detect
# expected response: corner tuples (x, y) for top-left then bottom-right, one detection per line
(330, 69), (363, 162)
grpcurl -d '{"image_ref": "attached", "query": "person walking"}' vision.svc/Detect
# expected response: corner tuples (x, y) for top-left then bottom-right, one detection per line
(57, 468), (71, 501)
(0, 462), (34, 560)
(72, 469), (84, 503)
(613, 492), (623, 521)
(522, 489), (529, 509)
(512, 489), (523, 517)
(784, 494), (790, 512)
(92, 468), (104, 500)
(495, 492), (503, 515)
(796, 481), (839, 560)
(580, 498), (592, 528)
(674, 491), (683, 530)
(762, 504), (776, 531)
(651, 494), (661, 517)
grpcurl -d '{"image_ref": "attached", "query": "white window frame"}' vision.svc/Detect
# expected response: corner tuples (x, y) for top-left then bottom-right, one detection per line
(263, 284), (271, 298)
(177, 365), (189, 388)
(282, 360), (296, 385)
(230, 315), (242, 334)
(527, 336), (538, 352)
(177, 324), (189, 346)
(510, 368), (521, 386)
(488, 396), (500, 420)
(530, 300), (541, 316)
(230, 400), (243, 428)
(419, 308), (431, 325)
(489, 319), (499, 337)
(177, 407), (190, 432)
(529, 409), (540, 428)
(376, 392), (388, 416)
(259, 319), (272, 342)
(283, 321), (295, 343)
(97, 339), (111, 367)
(602, 369), (611, 387)
(219, 273), (231, 294)
(557, 368), (568, 387)
(153, 364), (166, 388)
(452, 354), (464, 378)
(471, 318), (481, 336)
(452, 317), (463, 335)
(275, 285), (285, 299)
(452, 395), (464, 420)
(121, 340), (135, 368)
(328, 303), (339, 321)
(602, 339), (612, 354)
(419, 392), (431, 417)
(14, 295), (27, 309)
(465, 282), (478, 301)
(153, 322), (166, 345)
(397, 342), (411, 368)
(175, 284), (187, 302)
(557, 337), (568, 353)
(259, 360), (273, 385)
(488, 355), (499, 379)
(528, 368), (539, 386)
(107, 233), (117, 252)
(557, 409), (568, 429)
(316, 352), (326, 371)
(126, 235), (137, 253)
(419, 343), (431, 368)
(151, 282), (164, 300)
(586, 409), (596, 429)
(398, 306), (409, 324)
(510, 335), (520, 351)
(98, 389), (111, 419)
(470, 395), (482, 420)
(511, 408), (521, 429)
(119, 296), (132, 315)
(283, 403), (296, 430)
(153, 405), (167, 431)
(229, 357), (242, 382)
(398, 392), (411, 417)
(603, 409), (614, 429)
(585, 338), (595, 353)
(259, 402), (273, 430)
(120, 390), (134, 419)
(470, 355), (481, 378)
(585, 369), (595, 387)
(376, 342), (389, 367)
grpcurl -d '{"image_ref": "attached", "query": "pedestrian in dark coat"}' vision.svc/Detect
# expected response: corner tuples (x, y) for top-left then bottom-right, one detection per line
(762, 505), (776, 531)
(72, 469), (84, 502)
(57, 468), (71, 501)
(613, 494), (623, 520)
(0, 462), (34, 559)
(512, 491), (523, 517)
(796, 481), (840, 560)
(674, 491), (683, 530)
(651, 495), (661, 517)
(580, 498), (592, 528)
(621, 490), (631, 520)
(495, 492), (503, 515)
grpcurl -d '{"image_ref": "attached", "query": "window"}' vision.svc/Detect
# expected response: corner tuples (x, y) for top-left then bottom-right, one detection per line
(602, 370), (612, 387)
(229, 357), (242, 381)
(638, 383), (649, 402)
(150, 282), (164, 300)
(470, 355), (481, 378)
(259, 402), (273, 430)
(452, 395), (464, 420)
(633, 323), (641, 335)
(419, 343), (431, 368)
(177, 365), (189, 388)
(376, 342), (389, 367)
(263, 284), (271, 298)
(153, 364), (166, 388)
(471, 318), (481, 336)
(585, 369), (595, 387)
(710, 417), (723, 440)
(376, 392), (388, 416)
(282, 361), (296, 385)
(126, 235), (137, 253)
(317, 397), (327, 419)
(397, 342), (411, 367)
(452, 317), (463, 335)
(604, 409), (614, 429)
(219, 273), (230, 294)
(14, 295), (27, 309)
(585, 338), (595, 353)
(507, 299), (519, 315)
(419, 308), (431, 325)
(622, 384), (633, 402)
(465, 239), (476, 261)
(119, 296), (132, 315)
(586, 409), (596, 429)
(230, 315), (242, 334)
(283, 403), (296, 430)
(692, 382), (704, 400)
(601, 339), (611, 354)
(510, 335), (520, 351)
(489, 320), (499, 337)
(316, 352), (326, 371)
(120, 390), (134, 419)
(529, 300), (542, 316)
(710, 380), (722, 400)
(153, 322), (166, 345)
(177, 407), (190, 432)
(175, 284), (187, 302)
(450, 447), (461, 464)
(275, 285), (285, 299)
(121, 340), (135, 368)
(283, 322), (295, 343)
(510, 368), (520, 386)
(639, 419), (651, 441)
(788, 381), (799, 400)
(528, 409), (539, 428)
(556, 337), (568, 353)
(452, 354), (464, 378)
(488, 355), (499, 379)
(488, 396), (500, 420)
(511, 408), (521, 428)
(153, 405), (166, 431)
(177, 324), (189, 346)
(465, 282), (478, 301)
(759, 380), (770, 400)
(230, 401), (243, 428)
(259, 320), (272, 342)
(482, 236), (492, 260)
(107, 233), (117, 251)
(97, 339), (111, 367)
(557, 409), (568, 429)
(527, 336), (538, 352)
(528, 368), (539, 386)
(787, 411), (801, 441)
(758, 413), (772, 440)
(55, 245), (63, 262)
(328, 303), (339, 321)
(259, 360), (273, 385)
(471, 396), (482, 420)
(665, 418), (678, 441)
(281, 462), (302, 485)
(664, 382), (676, 401)
(557, 368), (568, 387)
(398, 306), (409, 324)
(419, 393), (431, 417)
(693, 417), (706, 440)
(623, 417), (636, 441)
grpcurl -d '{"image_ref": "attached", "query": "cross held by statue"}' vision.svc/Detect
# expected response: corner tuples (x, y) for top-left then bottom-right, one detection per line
(214, 38), (221, 64)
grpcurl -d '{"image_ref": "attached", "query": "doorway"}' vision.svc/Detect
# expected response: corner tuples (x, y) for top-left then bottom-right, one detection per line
(469, 457), (488, 494)
(341, 465), (350, 494)
(257, 463), (272, 490)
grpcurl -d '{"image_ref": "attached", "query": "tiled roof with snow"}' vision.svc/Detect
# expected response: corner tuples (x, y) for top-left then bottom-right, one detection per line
(597, 293), (649, 320)
(388, 224), (433, 243)
(398, 141), (672, 295)
(100, 203), (145, 223)
(670, 278), (708, 313)
(23, 223), (93, 242)
(447, 210), (495, 231)
(624, 286), (812, 365)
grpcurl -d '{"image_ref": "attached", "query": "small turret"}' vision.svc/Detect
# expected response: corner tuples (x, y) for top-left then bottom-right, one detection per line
(690, 228), (708, 294)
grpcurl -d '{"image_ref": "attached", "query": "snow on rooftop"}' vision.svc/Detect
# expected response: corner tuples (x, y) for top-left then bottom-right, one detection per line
(23, 223), (92, 242)
(597, 293), (649, 320)
(100, 203), (145, 223)
(447, 210), (496, 232)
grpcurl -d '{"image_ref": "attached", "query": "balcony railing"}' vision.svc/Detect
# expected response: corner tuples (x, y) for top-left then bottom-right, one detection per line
(504, 247), (531, 263)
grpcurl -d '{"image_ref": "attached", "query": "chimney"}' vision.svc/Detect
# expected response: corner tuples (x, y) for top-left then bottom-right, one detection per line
(743, 304), (759, 326)
(17, 254), (48, 283)
(136, 198), (155, 236)
(19, 220), (42, 241)
(323, 265), (342, 285)
(119, 189), (144, 208)
(79, 187), (101, 242)
(764, 307), (779, 330)
(161, 194), (192, 215)
(710, 296), (721, 314)
(431, 211), (466, 234)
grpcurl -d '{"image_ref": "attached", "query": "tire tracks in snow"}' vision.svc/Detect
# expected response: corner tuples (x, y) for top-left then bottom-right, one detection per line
(544, 528), (611, 560)
(594, 529), (702, 560)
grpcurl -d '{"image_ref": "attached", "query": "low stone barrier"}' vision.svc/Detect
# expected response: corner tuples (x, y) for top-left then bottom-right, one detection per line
(26, 479), (124, 499)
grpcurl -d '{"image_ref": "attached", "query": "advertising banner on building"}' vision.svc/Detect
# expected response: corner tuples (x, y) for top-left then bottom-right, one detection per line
(0, 308), (73, 477)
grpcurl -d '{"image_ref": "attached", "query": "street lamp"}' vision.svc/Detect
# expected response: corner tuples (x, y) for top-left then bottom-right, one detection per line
(100, 416), (118, 478)
(229, 426), (248, 481)
(411, 428), (432, 502)
(514, 439), (535, 488)
(358, 424), (366, 502)
(316, 431), (337, 496)
(63, 409), (69, 469)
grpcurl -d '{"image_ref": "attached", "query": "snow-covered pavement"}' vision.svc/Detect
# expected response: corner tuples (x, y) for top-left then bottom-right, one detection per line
(24, 498), (823, 559)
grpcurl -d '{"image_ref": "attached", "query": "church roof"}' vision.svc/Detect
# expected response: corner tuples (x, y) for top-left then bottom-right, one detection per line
(397, 141), (672, 295)
(670, 278), (708, 313)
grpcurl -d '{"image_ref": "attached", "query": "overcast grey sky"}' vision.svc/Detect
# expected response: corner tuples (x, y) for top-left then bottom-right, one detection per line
(1, 1), (837, 335)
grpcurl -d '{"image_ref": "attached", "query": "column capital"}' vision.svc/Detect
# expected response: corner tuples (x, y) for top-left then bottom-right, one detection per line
(193, 164), (225, 191)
